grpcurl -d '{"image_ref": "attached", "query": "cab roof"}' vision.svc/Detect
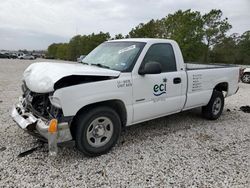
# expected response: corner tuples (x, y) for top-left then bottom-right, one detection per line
(107, 38), (176, 44)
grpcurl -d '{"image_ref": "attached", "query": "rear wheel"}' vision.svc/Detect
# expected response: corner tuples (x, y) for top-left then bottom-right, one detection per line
(241, 73), (250, 83)
(202, 90), (224, 120)
(74, 106), (121, 156)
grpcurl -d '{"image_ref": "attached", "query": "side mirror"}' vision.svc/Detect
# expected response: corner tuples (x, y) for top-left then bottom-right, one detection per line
(138, 61), (162, 75)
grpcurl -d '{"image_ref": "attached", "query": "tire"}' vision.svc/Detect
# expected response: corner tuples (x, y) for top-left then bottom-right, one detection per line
(202, 90), (224, 120)
(241, 73), (250, 83)
(74, 106), (121, 156)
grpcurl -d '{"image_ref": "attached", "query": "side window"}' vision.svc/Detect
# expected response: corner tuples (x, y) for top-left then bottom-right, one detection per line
(142, 43), (177, 72)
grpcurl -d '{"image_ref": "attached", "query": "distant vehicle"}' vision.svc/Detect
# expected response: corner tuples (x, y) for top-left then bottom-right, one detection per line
(0, 52), (10, 59)
(10, 53), (18, 59)
(241, 68), (250, 83)
(17, 53), (25, 59)
(32, 54), (40, 59)
(18, 54), (36, 60)
(77, 55), (86, 63)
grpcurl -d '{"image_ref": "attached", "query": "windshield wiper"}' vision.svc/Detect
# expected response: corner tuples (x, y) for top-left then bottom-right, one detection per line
(91, 63), (110, 69)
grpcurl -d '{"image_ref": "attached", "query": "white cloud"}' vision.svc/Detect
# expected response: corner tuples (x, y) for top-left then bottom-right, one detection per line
(0, 0), (249, 50)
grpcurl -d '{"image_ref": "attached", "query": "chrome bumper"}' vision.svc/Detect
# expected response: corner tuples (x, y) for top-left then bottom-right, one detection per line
(11, 98), (72, 143)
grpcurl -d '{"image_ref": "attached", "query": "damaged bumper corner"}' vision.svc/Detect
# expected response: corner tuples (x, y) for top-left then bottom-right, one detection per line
(11, 98), (73, 143)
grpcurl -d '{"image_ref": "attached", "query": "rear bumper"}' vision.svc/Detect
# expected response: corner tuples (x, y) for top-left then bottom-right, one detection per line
(11, 97), (72, 143)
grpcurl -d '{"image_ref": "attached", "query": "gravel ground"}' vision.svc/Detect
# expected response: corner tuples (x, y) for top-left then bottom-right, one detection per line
(0, 59), (249, 187)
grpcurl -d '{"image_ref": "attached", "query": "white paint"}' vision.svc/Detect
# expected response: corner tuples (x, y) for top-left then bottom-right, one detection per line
(23, 62), (120, 93)
(243, 68), (250, 74)
(22, 39), (240, 126)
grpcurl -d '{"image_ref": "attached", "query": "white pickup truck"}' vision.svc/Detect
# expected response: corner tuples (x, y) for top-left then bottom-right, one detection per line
(11, 38), (240, 156)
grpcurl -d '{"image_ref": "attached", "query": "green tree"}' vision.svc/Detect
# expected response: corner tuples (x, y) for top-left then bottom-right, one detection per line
(68, 35), (82, 61)
(56, 43), (69, 60)
(160, 10), (204, 62)
(238, 31), (250, 65)
(47, 9), (250, 65)
(210, 34), (239, 64)
(79, 32), (110, 56)
(114, 33), (125, 39)
(129, 19), (162, 38)
(47, 43), (59, 58)
(202, 9), (232, 63)
(67, 32), (110, 61)
(128, 10), (205, 61)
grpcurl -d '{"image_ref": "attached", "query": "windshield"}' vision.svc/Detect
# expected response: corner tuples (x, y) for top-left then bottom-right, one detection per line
(83, 42), (145, 72)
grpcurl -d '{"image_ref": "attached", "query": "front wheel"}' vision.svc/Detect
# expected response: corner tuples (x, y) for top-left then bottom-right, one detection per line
(202, 90), (224, 120)
(74, 106), (121, 156)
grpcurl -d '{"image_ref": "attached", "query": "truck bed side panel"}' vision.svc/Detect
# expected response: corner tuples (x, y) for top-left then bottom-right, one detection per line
(183, 67), (239, 110)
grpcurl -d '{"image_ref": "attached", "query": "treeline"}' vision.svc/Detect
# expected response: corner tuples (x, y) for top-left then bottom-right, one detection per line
(47, 32), (110, 61)
(47, 9), (250, 65)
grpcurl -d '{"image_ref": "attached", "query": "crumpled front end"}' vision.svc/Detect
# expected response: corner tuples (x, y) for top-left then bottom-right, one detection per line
(23, 62), (120, 93)
(11, 83), (73, 143)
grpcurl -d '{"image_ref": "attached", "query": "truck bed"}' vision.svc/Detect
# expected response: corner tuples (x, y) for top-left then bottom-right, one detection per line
(183, 64), (239, 110)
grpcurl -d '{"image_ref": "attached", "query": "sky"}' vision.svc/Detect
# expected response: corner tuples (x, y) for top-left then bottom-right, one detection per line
(0, 0), (249, 50)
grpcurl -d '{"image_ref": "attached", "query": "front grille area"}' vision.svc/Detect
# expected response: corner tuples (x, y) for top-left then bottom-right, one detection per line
(21, 82), (60, 119)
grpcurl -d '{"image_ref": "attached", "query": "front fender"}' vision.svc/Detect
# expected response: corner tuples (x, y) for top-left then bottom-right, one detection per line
(53, 74), (133, 124)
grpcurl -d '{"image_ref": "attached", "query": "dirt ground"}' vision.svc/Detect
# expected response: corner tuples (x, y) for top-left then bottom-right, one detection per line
(0, 59), (249, 187)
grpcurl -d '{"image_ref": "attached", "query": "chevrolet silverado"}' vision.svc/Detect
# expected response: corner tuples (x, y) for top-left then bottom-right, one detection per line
(11, 38), (240, 156)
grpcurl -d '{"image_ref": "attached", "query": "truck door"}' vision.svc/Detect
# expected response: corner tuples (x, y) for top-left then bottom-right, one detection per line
(132, 43), (186, 123)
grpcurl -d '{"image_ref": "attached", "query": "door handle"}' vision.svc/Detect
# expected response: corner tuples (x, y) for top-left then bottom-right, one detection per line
(173, 77), (181, 84)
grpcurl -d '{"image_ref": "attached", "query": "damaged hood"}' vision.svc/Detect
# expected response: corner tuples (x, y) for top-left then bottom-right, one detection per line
(23, 62), (120, 93)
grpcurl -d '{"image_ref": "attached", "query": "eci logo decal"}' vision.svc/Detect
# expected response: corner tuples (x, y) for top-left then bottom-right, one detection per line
(153, 78), (167, 96)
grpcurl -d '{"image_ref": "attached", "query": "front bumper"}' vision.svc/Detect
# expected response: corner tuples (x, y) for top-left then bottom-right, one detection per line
(11, 97), (72, 143)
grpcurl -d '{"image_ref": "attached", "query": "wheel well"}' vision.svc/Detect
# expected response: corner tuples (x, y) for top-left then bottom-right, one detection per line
(214, 82), (228, 92)
(70, 100), (127, 139)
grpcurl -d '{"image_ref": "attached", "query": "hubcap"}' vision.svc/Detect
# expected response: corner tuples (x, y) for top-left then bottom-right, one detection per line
(86, 117), (113, 148)
(242, 74), (250, 83)
(212, 97), (222, 115)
